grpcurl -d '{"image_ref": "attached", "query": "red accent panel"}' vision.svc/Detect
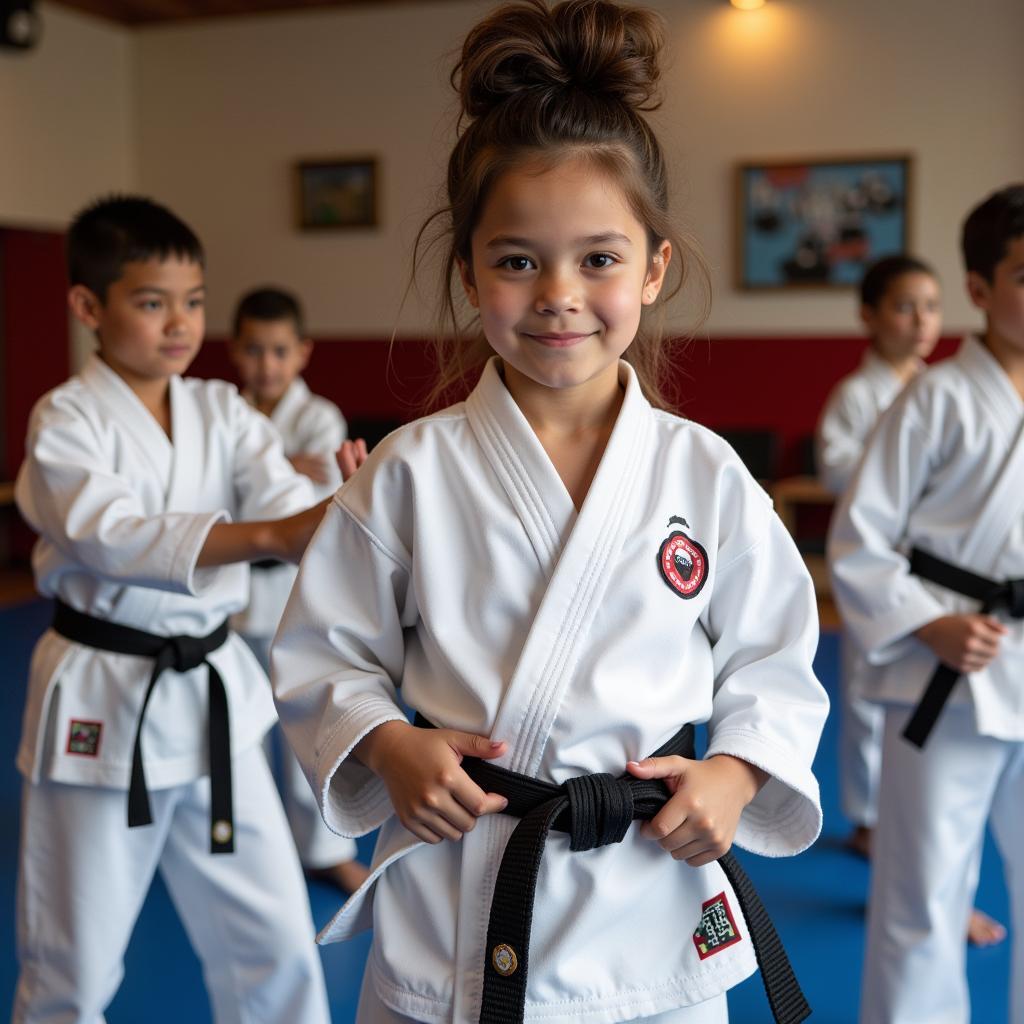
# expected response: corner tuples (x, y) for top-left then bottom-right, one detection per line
(2, 229), (70, 478)
(191, 333), (960, 476)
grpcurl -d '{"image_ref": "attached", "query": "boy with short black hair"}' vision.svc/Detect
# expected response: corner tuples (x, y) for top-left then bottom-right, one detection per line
(829, 183), (1024, 1022)
(12, 195), (332, 1023)
(229, 285), (369, 894)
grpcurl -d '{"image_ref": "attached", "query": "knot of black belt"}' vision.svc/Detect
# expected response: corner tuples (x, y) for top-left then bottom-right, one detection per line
(53, 599), (235, 854)
(413, 714), (810, 1024)
(904, 548), (1024, 748)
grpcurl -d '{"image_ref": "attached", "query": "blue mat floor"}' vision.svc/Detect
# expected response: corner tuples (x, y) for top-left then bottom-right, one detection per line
(0, 599), (1012, 1022)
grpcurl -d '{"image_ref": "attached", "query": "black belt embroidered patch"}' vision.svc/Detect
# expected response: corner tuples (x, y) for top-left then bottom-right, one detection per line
(658, 516), (709, 599)
(693, 891), (742, 959)
(67, 719), (103, 757)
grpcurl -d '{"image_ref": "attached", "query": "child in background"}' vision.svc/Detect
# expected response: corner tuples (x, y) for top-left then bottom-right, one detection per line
(830, 183), (1024, 1022)
(273, 2), (829, 1022)
(817, 256), (1005, 948)
(230, 285), (369, 894)
(12, 196), (332, 1024)
(816, 255), (941, 857)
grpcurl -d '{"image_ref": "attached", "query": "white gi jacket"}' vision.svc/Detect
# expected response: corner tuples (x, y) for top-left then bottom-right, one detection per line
(233, 377), (347, 639)
(815, 349), (913, 496)
(15, 353), (315, 789)
(829, 336), (1024, 740)
(274, 358), (827, 1023)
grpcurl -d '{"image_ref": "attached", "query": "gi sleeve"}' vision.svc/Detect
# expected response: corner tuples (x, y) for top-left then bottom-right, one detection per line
(272, 477), (415, 838)
(292, 398), (347, 500)
(15, 397), (224, 595)
(815, 381), (873, 496)
(701, 472), (828, 857)
(229, 390), (317, 520)
(827, 388), (947, 664)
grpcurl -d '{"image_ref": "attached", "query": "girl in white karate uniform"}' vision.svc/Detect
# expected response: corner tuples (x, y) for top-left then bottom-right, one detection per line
(273, 3), (829, 1022)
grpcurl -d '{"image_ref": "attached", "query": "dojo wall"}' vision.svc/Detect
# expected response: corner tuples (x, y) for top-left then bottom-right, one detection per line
(131, 0), (1024, 337)
(0, 2), (135, 228)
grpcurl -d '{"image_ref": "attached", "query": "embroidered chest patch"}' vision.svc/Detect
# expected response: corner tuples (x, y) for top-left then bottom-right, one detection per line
(657, 516), (709, 599)
(66, 720), (103, 758)
(693, 892), (742, 959)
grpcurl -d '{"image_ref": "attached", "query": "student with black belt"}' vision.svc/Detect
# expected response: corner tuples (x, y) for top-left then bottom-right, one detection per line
(273, 3), (829, 1022)
(829, 183), (1024, 1023)
(11, 196), (354, 1024)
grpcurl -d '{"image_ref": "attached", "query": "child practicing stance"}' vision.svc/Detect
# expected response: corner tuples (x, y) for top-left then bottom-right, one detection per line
(12, 197), (337, 1024)
(273, 3), (828, 1023)
(830, 183), (1024, 1022)
(816, 256), (942, 857)
(229, 285), (369, 893)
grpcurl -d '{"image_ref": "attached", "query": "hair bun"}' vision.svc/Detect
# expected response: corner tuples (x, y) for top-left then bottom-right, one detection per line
(455, 0), (664, 120)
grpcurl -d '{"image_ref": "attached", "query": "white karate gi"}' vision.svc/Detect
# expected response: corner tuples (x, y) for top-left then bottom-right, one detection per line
(829, 336), (1024, 1023)
(274, 358), (828, 1024)
(12, 353), (330, 1024)
(232, 376), (357, 870)
(816, 348), (917, 828)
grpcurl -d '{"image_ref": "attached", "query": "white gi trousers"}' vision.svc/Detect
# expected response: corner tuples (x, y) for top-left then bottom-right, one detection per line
(354, 965), (730, 1023)
(245, 633), (359, 869)
(839, 632), (883, 828)
(12, 743), (330, 1024)
(860, 705), (1024, 1024)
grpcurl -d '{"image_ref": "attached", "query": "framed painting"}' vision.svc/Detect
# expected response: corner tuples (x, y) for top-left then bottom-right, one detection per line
(736, 155), (912, 288)
(296, 157), (379, 230)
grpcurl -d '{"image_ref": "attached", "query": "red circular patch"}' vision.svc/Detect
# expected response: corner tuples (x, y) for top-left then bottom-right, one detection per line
(658, 531), (708, 599)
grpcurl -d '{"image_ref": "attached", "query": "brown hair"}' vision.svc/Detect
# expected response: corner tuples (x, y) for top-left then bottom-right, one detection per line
(414, 0), (708, 410)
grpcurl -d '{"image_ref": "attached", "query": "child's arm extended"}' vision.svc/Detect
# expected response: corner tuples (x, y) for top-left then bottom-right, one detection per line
(196, 498), (331, 567)
(352, 721), (508, 844)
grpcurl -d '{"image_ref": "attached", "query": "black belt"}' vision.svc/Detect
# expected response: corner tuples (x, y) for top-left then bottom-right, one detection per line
(414, 714), (810, 1024)
(251, 558), (285, 571)
(904, 547), (1024, 748)
(52, 600), (235, 854)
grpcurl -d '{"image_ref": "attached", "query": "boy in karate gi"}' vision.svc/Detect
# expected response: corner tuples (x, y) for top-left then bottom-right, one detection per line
(12, 196), (333, 1024)
(229, 285), (369, 894)
(816, 256), (941, 858)
(829, 183), (1024, 1023)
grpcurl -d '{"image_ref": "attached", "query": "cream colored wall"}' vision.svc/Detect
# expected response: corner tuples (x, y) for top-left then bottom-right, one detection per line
(0, 2), (134, 228)
(135, 0), (1024, 338)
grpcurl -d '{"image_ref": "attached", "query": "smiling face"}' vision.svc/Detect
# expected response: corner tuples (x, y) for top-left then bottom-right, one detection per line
(69, 256), (205, 390)
(862, 271), (942, 365)
(458, 156), (670, 405)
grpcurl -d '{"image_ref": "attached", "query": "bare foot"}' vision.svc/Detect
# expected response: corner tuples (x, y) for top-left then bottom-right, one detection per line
(306, 859), (371, 895)
(967, 908), (1006, 947)
(844, 825), (873, 860)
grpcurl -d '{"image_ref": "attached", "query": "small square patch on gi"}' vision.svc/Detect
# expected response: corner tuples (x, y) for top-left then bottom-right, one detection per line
(693, 891), (742, 960)
(66, 719), (103, 757)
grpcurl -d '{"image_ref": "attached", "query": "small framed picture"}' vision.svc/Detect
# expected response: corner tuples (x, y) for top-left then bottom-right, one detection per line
(295, 157), (379, 230)
(735, 154), (912, 289)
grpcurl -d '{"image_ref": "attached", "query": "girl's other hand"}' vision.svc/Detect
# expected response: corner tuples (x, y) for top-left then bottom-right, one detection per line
(337, 438), (369, 482)
(627, 754), (767, 867)
(354, 720), (509, 844)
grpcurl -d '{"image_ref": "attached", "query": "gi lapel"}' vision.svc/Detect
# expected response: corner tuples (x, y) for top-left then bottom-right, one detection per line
(955, 338), (1024, 573)
(456, 358), (652, 1023)
(166, 375), (204, 509)
(82, 354), (172, 487)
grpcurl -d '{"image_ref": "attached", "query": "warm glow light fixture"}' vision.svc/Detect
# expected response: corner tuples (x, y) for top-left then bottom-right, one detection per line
(730, 0), (766, 9)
